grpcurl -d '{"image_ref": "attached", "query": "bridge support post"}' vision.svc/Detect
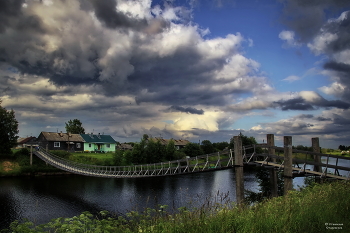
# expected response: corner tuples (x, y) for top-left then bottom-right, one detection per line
(312, 137), (322, 183)
(30, 145), (33, 166)
(234, 136), (244, 206)
(267, 134), (278, 197)
(312, 137), (321, 172)
(283, 136), (293, 195)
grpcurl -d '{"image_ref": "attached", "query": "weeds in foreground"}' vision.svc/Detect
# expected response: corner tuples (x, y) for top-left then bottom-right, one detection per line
(3, 181), (349, 233)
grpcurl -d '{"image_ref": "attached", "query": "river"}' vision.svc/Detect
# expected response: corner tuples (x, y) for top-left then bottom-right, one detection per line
(1, 156), (348, 229)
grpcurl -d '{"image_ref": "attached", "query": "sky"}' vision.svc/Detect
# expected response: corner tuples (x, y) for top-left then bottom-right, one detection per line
(1, 0), (350, 148)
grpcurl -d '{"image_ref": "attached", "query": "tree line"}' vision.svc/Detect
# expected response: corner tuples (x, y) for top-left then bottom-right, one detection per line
(338, 145), (350, 151)
(112, 133), (260, 166)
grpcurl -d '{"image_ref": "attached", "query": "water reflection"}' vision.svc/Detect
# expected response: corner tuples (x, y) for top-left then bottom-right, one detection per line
(0, 163), (337, 230)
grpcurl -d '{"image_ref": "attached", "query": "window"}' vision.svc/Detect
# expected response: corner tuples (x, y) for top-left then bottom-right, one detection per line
(54, 142), (60, 148)
(106, 144), (110, 148)
(89, 143), (92, 148)
(76, 143), (81, 149)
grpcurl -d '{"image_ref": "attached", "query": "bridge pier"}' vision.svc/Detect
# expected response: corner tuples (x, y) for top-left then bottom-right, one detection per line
(267, 134), (278, 197)
(283, 136), (293, 195)
(234, 136), (244, 206)
(312, 137), (322, 183)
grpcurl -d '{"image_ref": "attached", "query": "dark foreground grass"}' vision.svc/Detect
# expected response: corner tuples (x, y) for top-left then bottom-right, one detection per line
(4, 181), (350, 233)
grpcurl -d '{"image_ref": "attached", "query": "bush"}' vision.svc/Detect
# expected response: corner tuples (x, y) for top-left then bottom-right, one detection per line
(50, 150), (71, 159)
(13, 148), (30, 158)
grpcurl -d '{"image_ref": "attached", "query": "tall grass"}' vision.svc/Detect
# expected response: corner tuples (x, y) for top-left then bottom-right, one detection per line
(6, 181), (349, 233)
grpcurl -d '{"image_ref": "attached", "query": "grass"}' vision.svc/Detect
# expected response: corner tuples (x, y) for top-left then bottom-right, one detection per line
(5, 181), (350, 233)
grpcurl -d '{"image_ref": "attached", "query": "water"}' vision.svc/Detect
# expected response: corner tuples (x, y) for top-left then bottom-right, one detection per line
(1, 156), (347, 230)
(0, 169), (260, 229)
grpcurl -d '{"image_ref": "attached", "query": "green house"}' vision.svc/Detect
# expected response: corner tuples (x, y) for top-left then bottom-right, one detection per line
(80, 133), (117, 153)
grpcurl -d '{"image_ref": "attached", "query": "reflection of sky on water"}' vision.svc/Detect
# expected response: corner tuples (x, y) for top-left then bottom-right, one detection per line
(1, 160), (348, 230)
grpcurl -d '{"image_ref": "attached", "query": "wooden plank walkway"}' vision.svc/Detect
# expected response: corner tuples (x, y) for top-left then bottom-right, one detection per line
(254, 161), (350, 180)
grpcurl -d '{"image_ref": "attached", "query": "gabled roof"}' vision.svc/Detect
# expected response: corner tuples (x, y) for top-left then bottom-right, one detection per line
(148, 137), (190, 146)
(17, 136), (37, 144)
(39, 132), (84, 142)
(80, 134), (116, 144)
(117, 143), (133, 150)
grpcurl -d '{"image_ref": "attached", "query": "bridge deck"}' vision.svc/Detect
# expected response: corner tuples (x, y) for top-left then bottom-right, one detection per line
(254, 161), (350, 180)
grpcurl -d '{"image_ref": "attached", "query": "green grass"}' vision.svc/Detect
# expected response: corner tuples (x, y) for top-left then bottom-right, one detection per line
(6, 181), (350, 233)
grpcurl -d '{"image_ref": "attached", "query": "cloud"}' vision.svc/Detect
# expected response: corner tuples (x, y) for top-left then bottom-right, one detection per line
(282, 75), (301, 82)
(279, 30), (301, 47)
(166, 106), (204, 115)
(281, 1), (350, 103)
(280, 0), (350, 42)
(274, 91), (350, 110)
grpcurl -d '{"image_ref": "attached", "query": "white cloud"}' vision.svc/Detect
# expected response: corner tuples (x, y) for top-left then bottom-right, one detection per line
(282, 75), (300, 82)
(279, 30), (301, 47)
(319, 82), (346, 97)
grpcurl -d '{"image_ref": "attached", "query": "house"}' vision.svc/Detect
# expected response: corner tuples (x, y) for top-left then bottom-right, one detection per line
(117, 143), (133, 151)
(16, 136), (38, 149)
(80, 133), (117, 153)
(37, 132), (85, 152)
(148, 137), (190, 150)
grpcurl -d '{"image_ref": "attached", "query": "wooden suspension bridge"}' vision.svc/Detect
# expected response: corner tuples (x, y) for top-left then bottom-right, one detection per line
(33, 134), (350, 204)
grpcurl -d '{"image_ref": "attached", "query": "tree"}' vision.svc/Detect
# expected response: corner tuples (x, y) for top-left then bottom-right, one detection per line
(182, 142), (203, 157)
(165, 139), (176, 161)
(65, 119), (85, 134)
(201, 140), (215, 154)
(0, 100), (19, 157)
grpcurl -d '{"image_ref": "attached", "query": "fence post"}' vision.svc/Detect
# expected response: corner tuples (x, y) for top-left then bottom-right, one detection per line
(267, 134), (278, 197)
(283, 136), (293, 195)
(234, 136), (244, 206)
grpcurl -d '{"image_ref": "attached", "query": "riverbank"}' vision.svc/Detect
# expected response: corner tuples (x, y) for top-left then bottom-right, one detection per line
(5, 181), (349, 233)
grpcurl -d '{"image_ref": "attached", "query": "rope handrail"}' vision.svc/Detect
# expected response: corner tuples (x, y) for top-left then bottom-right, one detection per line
(34, 146), (233, 178)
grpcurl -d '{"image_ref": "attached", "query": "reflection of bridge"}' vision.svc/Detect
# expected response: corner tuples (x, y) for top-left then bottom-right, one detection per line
(34, 134), (350, 205)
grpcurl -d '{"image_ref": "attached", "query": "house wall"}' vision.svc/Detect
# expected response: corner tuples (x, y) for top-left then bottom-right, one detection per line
(37, 135), (84, 152)
(83, 143), (116, 152)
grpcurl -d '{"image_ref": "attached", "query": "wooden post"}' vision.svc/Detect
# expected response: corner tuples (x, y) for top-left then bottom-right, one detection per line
(283, 136), (293, 195)
(267, 134), (278, 197)
(312, 137), (321, 172)
(30, 145), (33, 166)
(312, 137), (322, 183)
(234, 136), (244, 206)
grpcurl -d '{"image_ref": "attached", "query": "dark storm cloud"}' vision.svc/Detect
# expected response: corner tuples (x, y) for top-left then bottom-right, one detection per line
(299, 114), (314, 119)
(316, 116), (331, 121)
(324, 61), (350, 74)
(0, 0), (25, 32)
(88, 0), (148, 29)
(275, 94), (350, 111)
(274, 98), (315, 111)
(280, 0), (350, 42)
(166, 105), (204, 115)
(333, 114), (350, 125)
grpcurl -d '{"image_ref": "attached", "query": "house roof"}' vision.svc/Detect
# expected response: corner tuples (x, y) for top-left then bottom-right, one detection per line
(40, 132), (84, 142)
(80, 134), (116, 144)
(117, 143), (133, 150)
(149, 137), (190, 146)
(17, 136), (37, 144)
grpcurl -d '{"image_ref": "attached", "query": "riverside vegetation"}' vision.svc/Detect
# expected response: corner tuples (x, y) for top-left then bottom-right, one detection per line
(2, 181), (349, 233)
